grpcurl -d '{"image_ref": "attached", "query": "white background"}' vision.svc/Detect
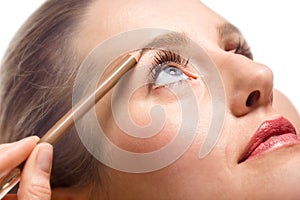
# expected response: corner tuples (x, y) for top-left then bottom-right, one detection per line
(0, 1), (299, 112)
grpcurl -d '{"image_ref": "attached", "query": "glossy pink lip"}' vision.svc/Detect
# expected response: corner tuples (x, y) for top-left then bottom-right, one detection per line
(238, 117), (299, 163)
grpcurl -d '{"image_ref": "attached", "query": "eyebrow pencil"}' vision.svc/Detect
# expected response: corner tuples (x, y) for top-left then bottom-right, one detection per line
(0, 50), (142, 199)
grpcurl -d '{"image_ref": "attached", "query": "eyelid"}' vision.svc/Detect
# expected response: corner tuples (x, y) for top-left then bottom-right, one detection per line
(175, 64), (199, 80)
(223, 36), (253, 60)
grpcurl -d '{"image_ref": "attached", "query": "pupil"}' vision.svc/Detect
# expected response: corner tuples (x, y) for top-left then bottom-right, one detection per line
(164, 66), (182, 76)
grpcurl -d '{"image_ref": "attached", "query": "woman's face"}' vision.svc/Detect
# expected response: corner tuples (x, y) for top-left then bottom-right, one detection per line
(75, 0), (300, 199)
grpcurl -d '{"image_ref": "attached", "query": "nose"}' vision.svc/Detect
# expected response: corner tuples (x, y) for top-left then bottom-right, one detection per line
(217, 54), (273, 117)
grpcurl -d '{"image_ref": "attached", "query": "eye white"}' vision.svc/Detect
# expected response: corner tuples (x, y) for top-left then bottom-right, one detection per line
(155, 66), (188, 86)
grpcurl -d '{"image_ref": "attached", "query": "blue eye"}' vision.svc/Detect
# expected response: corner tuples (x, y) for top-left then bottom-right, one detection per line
(149, 50), (194, 89)
(155, 65), (188, 86)
(163, 66), (183, 76)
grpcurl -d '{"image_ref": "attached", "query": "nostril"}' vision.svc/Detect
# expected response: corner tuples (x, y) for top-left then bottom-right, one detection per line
(246, 90), (260, 107)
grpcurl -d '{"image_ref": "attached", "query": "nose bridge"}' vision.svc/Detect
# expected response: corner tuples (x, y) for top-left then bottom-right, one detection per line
(218, 54), (274, 117)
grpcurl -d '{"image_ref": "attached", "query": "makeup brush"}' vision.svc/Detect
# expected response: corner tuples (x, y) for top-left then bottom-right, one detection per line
(0, 50), (142, 199)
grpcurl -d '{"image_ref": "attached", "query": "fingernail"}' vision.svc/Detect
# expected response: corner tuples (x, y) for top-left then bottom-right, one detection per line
(31, 136), (40, 143)
(36, 143), (53, 173)
(18, 136), (40, 144)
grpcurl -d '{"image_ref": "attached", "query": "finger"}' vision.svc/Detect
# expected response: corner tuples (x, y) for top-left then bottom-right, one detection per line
(0, 136), (39, 177)
(18, 143), (53, 200)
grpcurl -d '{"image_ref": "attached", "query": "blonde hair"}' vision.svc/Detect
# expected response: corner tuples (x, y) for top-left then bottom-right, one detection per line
(0, 0), (104, 196)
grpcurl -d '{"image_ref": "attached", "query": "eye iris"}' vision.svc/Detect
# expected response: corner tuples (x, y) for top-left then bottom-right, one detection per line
(164, 66), (182, 76)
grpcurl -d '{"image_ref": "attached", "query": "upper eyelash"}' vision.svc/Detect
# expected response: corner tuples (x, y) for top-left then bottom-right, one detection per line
(146, 50), (190, 91)
(150, 50), (189, 81)
(235, 38), (253, 60)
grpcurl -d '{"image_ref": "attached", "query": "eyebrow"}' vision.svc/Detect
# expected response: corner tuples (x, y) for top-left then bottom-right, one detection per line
(144, 23), (242, 49)
(144, 32), (190, 49)
(141, 22), (244, 59)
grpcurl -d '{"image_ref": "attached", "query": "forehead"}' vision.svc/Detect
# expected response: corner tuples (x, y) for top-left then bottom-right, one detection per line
(77, 0), (227, 57)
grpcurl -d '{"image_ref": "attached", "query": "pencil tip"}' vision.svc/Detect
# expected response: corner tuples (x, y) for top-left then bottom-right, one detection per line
(130, 49), (143, 61)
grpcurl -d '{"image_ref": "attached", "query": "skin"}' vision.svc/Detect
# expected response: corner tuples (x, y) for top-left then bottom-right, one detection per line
(75, 0), (300, 199)
(0, 137), (52, 200)
(1, 0), (299, 199)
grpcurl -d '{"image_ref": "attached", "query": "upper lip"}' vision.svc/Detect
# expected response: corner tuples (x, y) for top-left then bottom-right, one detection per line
(238, 117), (297, 163)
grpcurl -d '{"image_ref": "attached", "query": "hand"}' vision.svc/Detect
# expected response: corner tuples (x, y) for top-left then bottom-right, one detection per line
(0, 137), (53, 200)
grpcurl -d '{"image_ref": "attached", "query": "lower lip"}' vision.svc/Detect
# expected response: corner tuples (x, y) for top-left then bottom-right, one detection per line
(249, 133), (300, 159)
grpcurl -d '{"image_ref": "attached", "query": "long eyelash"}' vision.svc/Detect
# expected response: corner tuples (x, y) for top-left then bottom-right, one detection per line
(235, 38), (253, 60)
(150, 50), (189, 81)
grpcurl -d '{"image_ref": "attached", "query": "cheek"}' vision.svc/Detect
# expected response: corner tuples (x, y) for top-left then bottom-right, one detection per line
(128, 87), (182, 127)
(97, 79), (212, 155)
(96, 81), (235, 195)
(114, 87), (184, 153)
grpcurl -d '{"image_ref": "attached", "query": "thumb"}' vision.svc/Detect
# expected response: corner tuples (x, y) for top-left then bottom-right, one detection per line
(17, 143), (53, 200)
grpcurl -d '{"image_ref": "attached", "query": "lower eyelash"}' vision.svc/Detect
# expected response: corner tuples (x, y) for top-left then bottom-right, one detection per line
(152, 77), (192, 90)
